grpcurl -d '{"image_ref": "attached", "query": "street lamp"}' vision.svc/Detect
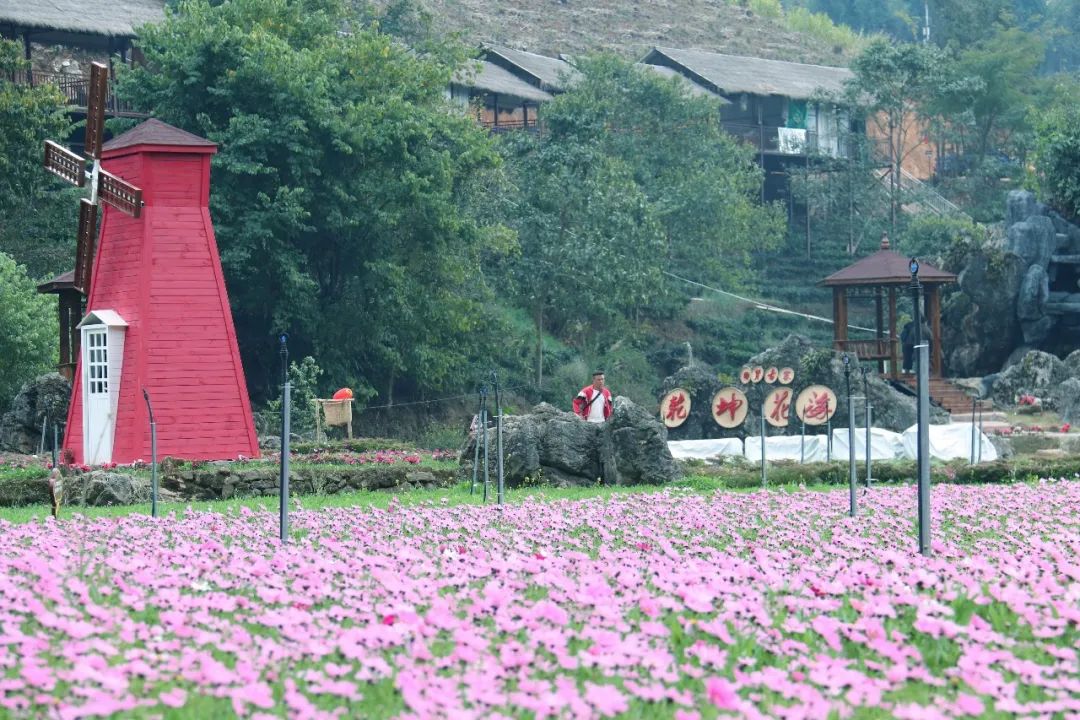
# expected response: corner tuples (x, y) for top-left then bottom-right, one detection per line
(279, 333), (290, 543)
(842, 354), (856, 516)
(910, 259), (931, 556)
(861, 366), (872, 487)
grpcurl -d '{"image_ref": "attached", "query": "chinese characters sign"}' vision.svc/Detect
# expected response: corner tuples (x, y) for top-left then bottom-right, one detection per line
(711, 387), (748, 428)
(794, 385), (838, 426)
(764, 387), (792, 428)
(660, 388), (691, 428)
(778, 367), (795, 385)
(764, 366), (779, 384)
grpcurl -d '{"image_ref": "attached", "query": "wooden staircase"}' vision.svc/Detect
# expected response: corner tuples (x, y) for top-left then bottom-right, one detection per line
(894, 375), (994, 415)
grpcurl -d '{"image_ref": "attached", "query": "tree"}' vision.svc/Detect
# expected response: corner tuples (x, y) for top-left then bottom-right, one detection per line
(120, 0), (509, 403)
(0, 252), (58, 411)
(0, 40), (79, 279)
(501, 56), (783, 385)
(843, 39), (945, 235)
(1033, 97), (1080, 219)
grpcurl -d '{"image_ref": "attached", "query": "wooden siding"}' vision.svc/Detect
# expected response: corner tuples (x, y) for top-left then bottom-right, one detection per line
(63, 131), (258, 464)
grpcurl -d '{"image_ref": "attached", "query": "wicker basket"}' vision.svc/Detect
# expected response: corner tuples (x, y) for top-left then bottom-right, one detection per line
(319, 399), (353, 426)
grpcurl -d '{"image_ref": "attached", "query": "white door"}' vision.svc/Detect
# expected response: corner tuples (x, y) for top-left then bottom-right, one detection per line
(84, 328), (113, 464)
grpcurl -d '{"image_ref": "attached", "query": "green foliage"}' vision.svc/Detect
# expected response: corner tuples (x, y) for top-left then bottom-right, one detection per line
(120, 0), (509, 403)
(0, 252), (58, 411)
(747, 0), (784, 19)
(1033, 100), (1080, 220)
(784, 7), (862, 50)
(0, 40), (79, 279)
(895, 215), (984, 265)
(500, 55), (784, 386)
(266, 356), (326, 433)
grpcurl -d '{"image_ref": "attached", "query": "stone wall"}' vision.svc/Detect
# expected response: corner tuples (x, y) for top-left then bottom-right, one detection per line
(161, 461), (457, 501)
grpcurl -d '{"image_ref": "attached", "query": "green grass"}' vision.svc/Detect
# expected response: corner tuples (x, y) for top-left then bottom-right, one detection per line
(0, 475), (834, 525)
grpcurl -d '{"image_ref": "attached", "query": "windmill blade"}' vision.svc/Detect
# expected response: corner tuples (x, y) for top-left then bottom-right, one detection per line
(43, 141), (86, 187)
(99, 170), (143, 218)
(73, 200), (99, 295)
(84, 62), (109, 160)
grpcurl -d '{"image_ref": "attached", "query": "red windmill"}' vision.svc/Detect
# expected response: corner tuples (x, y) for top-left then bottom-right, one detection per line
(43, 64), (258, 465)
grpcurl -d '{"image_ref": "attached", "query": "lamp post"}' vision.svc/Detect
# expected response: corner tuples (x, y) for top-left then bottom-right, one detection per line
(279, 334), (290, 544)
(142, 389), (158, 517)
(861, 366), (872, 487)
(910, 258), (931, 556)
(843, 354), (856, 516)
(491, 371), (505, 505)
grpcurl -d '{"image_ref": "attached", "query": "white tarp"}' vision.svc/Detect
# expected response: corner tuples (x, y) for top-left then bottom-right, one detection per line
(745, 434), (830, 463)
(667, 438), (744, 461)
(830, 427), (907, 461)
(900, 423), (999, 462)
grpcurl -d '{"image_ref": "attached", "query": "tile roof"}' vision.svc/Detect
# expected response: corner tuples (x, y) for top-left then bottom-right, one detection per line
(102, 118), (216, 153)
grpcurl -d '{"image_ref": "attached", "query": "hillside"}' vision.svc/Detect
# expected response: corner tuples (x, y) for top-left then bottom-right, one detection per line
(412, 0), (853, 66)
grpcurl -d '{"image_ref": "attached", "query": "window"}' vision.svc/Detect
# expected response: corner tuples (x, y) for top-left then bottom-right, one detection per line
(86, 330), (108, 395)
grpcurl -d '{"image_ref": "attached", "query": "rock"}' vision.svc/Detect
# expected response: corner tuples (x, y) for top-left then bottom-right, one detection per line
(990, 350), (1069, 407)
(1007, 216), (1057, 270)
(1006, 190), (1041, 227)
(1063, 350), (1080, 379)
(1051, 377), (1080, 424)
(1021, 316), (1057, 345)
(608, 397), (681, 485)
(942, 251), (1025, 376)
(64, 471), (140, 507)
(741, 334), (933, 432)
(1017, 265), (1049, 321)
(460, 399), (679, 487)
(658, 364), (728, 440)
(0, 373), (71, 453)
(259, 435), (281, 451)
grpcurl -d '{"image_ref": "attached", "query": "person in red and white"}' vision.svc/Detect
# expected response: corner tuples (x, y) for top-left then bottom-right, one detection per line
(572, 370), (612, 423)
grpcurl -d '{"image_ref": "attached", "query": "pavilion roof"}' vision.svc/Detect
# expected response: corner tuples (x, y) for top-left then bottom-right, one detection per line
(821, 243), (956, 287)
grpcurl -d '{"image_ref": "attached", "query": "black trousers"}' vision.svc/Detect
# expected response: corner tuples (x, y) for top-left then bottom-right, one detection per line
(902, 344), (913, 372)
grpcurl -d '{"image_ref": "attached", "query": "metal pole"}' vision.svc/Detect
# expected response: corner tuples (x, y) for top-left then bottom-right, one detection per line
(977, 403), (984, 463)
(827, 417), (832, 462)
(848, 396), (857, 516)
(143, 389), (158, 518)
(52, 421), (59, 469)
(39, 415), (48, 456)
(917, 343), (931, 555)
(482, 398), (490, 503)
(470, 390), (484, 495)
(970, 397), (977, 465)
(865, 403), (873, 488)
(279, 334), (290, 544)
(910, 260), (931, 556)
(800, 419), (805, 464)
(493, 372), (504, 505)
(862, 368), (871, 487)
(760, 410), (767, 488)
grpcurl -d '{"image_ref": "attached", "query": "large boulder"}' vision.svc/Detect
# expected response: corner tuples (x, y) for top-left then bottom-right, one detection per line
(460, 398), (680, 487)
(63, 471), (141, 507)
(989, 350), (1069, 406)
(1051, 378), (1080, 425)
(1064, 349), (1080, 379)
(0, 374), (71, 453)
(742, 334), (937, 431)
(657, 364), (727, 441)
(1006, 215), (1057, 270)
(942, 250), (1026, 376)
(1006, 190), (1043, 227)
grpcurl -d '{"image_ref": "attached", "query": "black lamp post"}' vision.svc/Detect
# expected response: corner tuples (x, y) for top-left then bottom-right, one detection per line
(279, 333), (290, 543)
(910, 258), (931, 556)
(861, 366), (872, 487)
(843, 353), (856, 516)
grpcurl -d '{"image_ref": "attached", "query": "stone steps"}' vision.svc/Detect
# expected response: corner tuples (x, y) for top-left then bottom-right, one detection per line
(894, 375), (994, 415)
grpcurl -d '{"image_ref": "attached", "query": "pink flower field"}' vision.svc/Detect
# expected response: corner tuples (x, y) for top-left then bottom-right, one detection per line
(1, 482), (1078, 719)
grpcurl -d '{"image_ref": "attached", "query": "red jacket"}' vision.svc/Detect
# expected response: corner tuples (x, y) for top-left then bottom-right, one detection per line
(573, 385), (612, 420)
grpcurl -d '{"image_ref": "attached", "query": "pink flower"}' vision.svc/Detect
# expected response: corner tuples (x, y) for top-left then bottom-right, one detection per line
(159, 688), (187, 708)
(705, 677), (739, 710)
(584, 683), (628, 717)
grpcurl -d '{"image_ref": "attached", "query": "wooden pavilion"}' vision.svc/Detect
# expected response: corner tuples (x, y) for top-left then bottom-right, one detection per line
(821, 234), (957, 379)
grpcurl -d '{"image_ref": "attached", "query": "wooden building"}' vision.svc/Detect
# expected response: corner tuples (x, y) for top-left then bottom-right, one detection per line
(0, 0), (164, 117)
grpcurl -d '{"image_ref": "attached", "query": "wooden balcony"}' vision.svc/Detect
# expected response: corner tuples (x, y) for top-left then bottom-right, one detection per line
(480, 117), (540, 135)
(5, 69), (146, 118)
(835, 338), (897, 361)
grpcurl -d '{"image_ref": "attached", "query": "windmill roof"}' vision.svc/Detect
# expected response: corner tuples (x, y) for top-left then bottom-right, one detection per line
(821, 249), (957, 287)
(102, 118), (216, 155)
(0, 0), (165, 38)
(642, 47), (852, 100)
